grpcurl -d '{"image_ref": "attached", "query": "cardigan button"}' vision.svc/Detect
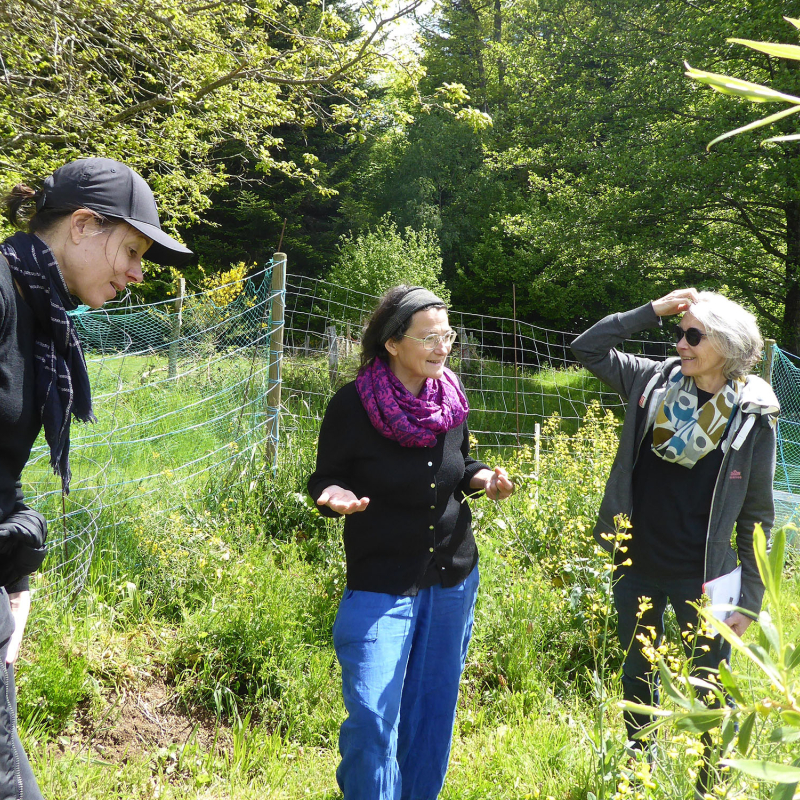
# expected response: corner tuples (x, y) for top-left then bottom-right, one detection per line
(430, 505), (435, 510)
(428, 461), (433, 467)
(429, 547), (434, 553)
(430, 483), (436, 489)
(429, 525), (434, 530)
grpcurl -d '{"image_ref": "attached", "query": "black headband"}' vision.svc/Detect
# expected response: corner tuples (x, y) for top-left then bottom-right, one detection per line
(378, 287), (446, 344)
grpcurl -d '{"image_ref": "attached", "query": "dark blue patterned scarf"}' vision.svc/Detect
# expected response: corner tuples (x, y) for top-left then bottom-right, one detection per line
(0, 232), (94, 493)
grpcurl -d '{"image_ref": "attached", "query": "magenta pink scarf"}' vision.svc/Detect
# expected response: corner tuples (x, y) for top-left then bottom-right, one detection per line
(355, 357), (469, 447)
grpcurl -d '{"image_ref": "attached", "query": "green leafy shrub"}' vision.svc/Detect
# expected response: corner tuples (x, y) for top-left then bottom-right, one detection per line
(168, 548), (343, 746)
(16, 629), (88, 735)
(617, 524), (800, 800)
(492, 402), (624, 685)
(327, 214), (449, 301)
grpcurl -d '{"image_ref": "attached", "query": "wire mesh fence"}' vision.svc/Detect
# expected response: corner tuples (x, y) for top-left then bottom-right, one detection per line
(20, 266), (800, 595)
(771, 345), (800, 530)
(24, 261), (281, 598)
(281, 274), (673, 452)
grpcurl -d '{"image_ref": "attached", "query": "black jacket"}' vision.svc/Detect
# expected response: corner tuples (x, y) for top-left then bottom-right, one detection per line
(0, 252), (47, 592)
(308, 381), (488, 595)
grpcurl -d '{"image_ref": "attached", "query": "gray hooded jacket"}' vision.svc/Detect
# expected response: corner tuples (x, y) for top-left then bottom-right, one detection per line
(571, 302), (778, 614)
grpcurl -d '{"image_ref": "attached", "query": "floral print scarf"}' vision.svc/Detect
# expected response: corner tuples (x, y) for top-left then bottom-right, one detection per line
(651, 370), (741, 468)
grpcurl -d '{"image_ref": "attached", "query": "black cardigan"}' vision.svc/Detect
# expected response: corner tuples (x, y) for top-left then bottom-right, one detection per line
(307, 381), (488, 595)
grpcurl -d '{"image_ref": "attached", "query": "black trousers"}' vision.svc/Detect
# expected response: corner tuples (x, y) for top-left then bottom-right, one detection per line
(613, 568), (731, 742)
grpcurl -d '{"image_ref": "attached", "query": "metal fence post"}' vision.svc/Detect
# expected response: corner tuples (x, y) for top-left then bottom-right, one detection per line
(265, 253), (286, 466)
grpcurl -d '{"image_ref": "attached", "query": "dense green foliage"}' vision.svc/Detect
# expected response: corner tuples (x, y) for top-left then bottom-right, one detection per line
(17, 388), (800, 799)
(6, 0), (800, 343)
(326, 215), (448, 299)
(340, 1), (800, 346)
(0, 0), (431, 295)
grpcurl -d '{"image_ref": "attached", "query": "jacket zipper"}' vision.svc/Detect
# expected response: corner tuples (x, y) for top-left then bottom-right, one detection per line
(703, 410), (739, 585)
(3, 659), (22, 800)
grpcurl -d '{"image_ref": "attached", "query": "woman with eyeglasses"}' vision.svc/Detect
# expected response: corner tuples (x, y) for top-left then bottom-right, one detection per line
(572, 288), (778, 796)
(308, 285), (513, 800)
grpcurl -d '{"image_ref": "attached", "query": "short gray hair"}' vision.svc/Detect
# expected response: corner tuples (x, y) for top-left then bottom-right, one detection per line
(688, 292), (763, 379)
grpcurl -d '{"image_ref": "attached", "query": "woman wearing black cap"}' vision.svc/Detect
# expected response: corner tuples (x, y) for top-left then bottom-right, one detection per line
(308, 286), (513, 800)
(1, 157), (192, 798)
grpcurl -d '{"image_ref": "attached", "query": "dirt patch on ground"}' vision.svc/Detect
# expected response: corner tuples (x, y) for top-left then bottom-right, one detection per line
(59, 679), (229, 764)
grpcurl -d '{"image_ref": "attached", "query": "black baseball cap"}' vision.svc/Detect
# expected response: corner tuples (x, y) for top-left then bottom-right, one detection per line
(37, 157), (193, 266)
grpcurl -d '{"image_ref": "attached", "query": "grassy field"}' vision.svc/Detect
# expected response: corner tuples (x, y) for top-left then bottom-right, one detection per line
(15, 355), (800, 799)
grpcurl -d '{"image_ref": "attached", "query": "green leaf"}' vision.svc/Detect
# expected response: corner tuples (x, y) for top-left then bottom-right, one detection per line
(721, 758), (800, 783)
(685, 63), (800, 104)
(728, 38), (800, 62)
(721, 716), (737, 751)
(738, 712), (756, 755)
(759, 612), (781, 657)
(754, 523), (771, 597)
(785, 644), (800, 670)
(772, 780), (799, 800)
(749, 643), (779, 672)
(699, 609), (782, 686)
(617, 701), (671, 717)
(781, 711), (800, 727)
(769, 525), (786, 595)
(686, 674), (725, 706)
(771, 757), (800, 800)
(707, 104), (800, 150)
(675, 710), (724, 733)
(763, 133), (800, 143)
(658, 659), (692, 709)
(768, 727), (800, 743)
(718, 660), (747, 705)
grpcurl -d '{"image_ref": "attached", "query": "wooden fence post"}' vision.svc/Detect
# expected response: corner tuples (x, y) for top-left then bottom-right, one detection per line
(762, 339), (777, 384)
(168, 277), (185, 379)
(265, 253), (286, 466)
(327, 324), (339, 385)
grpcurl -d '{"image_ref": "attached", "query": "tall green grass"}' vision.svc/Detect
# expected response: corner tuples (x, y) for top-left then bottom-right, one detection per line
(14, 354), (800, 800)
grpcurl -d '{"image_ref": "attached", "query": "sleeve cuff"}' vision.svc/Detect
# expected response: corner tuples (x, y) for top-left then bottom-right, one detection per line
(5, 576), (29, 594)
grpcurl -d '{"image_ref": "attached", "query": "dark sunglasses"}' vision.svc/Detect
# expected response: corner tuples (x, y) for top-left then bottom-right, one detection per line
(672, 324), (707, 347)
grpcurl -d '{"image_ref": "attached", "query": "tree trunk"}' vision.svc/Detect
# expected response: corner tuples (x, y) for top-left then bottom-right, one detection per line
(494, 0), (504, 104)
(784, 194), (800, 352)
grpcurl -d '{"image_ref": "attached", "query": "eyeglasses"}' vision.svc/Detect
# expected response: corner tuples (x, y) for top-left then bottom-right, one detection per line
(403, 330), (458, 350)
(672, 324), (707, 347)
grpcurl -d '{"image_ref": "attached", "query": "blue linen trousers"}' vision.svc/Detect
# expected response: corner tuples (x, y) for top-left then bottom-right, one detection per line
(332, 565), (479, 800)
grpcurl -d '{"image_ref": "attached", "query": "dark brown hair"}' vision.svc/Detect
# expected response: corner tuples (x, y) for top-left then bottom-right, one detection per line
(359, 285), (447, 370)
(2, 182), (118, 235)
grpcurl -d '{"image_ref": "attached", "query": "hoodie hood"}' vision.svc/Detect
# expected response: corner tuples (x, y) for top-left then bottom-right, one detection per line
(740, 374), (780, 427)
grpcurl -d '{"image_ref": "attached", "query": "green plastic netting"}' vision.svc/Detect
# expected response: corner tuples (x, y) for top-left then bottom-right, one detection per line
(24, 262), (281, 598)
(771, 345), (800, 530)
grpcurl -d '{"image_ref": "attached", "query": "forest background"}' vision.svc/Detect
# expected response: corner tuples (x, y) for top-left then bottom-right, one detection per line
(4, 0), (800, 348)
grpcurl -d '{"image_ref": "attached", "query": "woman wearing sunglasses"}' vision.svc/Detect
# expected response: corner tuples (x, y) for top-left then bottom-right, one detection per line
(308, 285), (513, 800)
(572, 287), (778, 796)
